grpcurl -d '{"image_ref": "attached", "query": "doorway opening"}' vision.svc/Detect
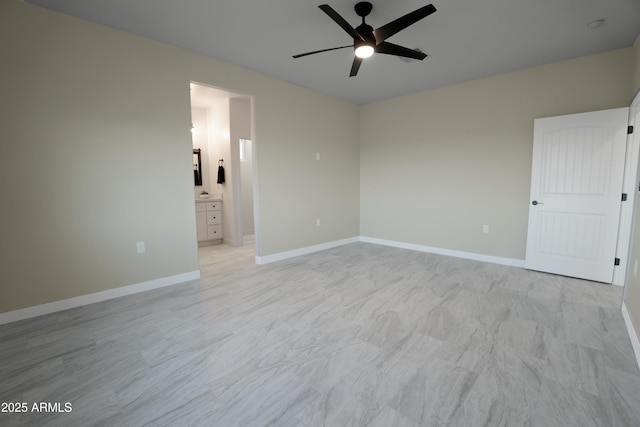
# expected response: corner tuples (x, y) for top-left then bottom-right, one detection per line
(189, 82), (257, 268)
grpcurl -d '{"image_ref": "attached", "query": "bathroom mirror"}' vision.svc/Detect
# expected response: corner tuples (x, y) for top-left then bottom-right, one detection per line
(193, 149), (202, 186)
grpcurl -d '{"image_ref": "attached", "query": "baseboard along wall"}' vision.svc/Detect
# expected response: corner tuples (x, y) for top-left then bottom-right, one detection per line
(0, 271), (200, 326)
(622, 302), (640, 371)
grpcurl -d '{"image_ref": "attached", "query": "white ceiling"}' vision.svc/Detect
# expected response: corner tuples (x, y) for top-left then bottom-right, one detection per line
(27, 0), (640, 105)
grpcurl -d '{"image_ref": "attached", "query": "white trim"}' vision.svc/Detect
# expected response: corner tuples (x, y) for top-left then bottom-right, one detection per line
(622, 302), (640, 371)
(256, 236), (526, 267)
(614, 104), (640, 286)
(224, 237), (244, 247)
(255, 237), (360, 264)
(250, 96), (261, 260)
(622, 92), (640, 300)
(0, 270), (200, 326)
(360, 236), (526, 268)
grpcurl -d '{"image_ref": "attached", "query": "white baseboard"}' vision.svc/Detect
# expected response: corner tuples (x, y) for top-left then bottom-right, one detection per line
(0, 270), (200, 326)
(256, 237), (360, 264)
(622, 302), (640, 371)
(359, 236), (526, 268)
(255, 236), (525, 268)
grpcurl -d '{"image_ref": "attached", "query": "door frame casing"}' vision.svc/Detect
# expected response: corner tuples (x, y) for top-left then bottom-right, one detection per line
(620, 91), (640, 292)
(614, 95), (640, 286)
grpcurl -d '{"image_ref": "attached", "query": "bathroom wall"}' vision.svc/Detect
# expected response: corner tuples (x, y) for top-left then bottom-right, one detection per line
(192, 104), (231, 201)
(240, 139), (255, 236)
(230, 98), (253, 239)
(205, 98), (230, 198)
(191, 107), (210, 198)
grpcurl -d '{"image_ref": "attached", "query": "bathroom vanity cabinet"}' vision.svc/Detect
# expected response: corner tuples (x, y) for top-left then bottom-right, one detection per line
(195, 200), (223, 246)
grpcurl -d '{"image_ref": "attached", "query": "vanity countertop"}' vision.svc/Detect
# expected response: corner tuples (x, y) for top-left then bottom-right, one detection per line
(196, 197), (222, 202)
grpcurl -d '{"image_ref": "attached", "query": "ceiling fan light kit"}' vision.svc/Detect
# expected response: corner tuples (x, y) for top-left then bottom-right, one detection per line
(293, 1), (436, 76)
(355, 43), (374, 58)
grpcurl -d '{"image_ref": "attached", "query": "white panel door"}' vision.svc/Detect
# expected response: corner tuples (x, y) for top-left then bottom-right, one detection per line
(525, 108), (629, 283)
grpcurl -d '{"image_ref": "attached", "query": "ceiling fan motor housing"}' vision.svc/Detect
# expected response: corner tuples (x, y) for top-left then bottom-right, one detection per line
(356, 24), (375, 41)
(354, 2), (373, 18)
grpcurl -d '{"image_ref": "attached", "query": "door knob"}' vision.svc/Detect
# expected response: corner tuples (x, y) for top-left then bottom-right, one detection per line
(532, 200), (543, 206)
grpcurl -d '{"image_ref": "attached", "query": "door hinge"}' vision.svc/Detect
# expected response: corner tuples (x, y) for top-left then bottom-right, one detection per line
(622, 193), (628, 201)
(615, 258), (621, 266)
(629, 125), (634, 134)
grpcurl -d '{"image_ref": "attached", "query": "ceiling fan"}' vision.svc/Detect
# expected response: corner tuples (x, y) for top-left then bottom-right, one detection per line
(293, 2), (437, 77)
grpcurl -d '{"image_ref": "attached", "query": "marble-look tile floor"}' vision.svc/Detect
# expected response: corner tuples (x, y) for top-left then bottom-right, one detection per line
(1, 241), (640, 426)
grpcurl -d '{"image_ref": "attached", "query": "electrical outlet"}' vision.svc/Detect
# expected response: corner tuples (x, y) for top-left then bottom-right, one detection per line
(316, 219), (321, 227)
(136, 241), (145, 254)
(482, 225), (489, 234)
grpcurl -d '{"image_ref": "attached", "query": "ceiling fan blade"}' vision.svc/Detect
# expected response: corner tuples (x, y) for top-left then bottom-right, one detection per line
(349, 56), (363, 77)
(373, 4), (436, 43)
(375, 42), (427, 60)
(293, 45), (353, 59)
(319, 4), (365, 42)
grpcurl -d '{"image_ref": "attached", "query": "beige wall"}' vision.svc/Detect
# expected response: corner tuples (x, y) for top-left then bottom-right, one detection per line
(360, 48), (634, 260)
(0, 0), (360, 313)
